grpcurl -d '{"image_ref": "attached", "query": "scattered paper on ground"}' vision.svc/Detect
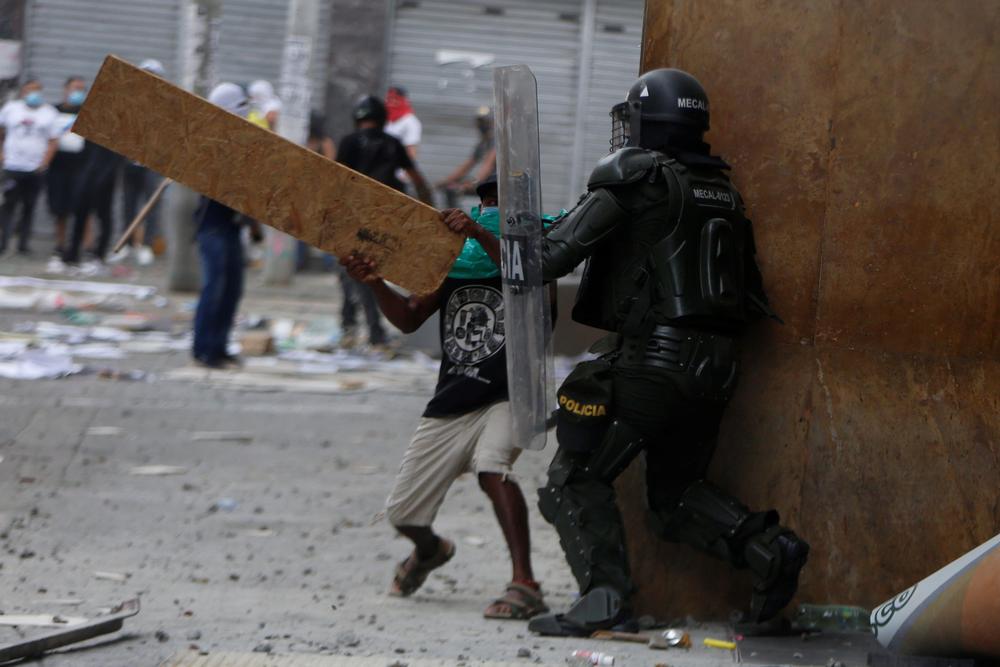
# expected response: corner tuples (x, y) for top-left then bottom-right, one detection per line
(0, 349), (81, 380)
(0, 275), (156, 299)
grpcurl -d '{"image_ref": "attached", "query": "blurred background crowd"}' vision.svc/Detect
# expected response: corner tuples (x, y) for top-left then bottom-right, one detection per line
(0, 0), (643, 272)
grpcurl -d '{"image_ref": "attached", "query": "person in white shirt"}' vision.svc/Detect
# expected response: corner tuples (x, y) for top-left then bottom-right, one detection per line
(385, 86), (422, 194)
(385, 86), (421, 162)
(0, 79), (59, 255)
(248, 80), (282, 131)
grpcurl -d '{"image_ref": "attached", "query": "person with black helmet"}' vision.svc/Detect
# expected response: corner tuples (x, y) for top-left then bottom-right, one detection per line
(527, 68), (810, 637)
(335, 94), (433, 345)
(338, 174), (549, 621)
(336, 95), (432, 201)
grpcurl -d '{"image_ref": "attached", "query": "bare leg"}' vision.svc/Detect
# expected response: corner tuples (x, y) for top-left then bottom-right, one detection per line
(478, 472), (534, 583)
(395, 524), (441, 560)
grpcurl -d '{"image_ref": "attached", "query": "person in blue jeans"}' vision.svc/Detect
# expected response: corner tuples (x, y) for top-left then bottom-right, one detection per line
(191, 82), (260, 369)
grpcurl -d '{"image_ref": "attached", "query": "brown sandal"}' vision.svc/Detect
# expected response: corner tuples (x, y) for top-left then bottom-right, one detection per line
(388, 538), (456, 597)
(483, 582), (549, 620)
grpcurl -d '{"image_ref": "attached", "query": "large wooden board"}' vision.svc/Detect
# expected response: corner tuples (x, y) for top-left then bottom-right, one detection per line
(73, 56), (461, 295)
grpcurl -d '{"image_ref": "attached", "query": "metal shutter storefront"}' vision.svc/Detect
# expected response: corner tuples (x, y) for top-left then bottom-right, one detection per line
(388, 0), (584, 210)
(216, 0), (331, 111)
(573, 0), (643, 195)
(24, 0), (181, 100)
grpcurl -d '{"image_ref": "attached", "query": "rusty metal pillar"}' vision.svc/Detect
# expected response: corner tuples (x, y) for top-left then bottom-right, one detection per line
(622, 0), (1000, 618)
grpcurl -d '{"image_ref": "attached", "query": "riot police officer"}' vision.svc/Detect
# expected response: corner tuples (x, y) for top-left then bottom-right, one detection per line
(529, 68), (810, 636)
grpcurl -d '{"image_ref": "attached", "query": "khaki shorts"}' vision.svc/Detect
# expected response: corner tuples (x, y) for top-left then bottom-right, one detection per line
(385, 401), (519, 527)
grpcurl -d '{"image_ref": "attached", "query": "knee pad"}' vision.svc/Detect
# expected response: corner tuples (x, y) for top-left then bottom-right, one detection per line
(582, 419), (646, 482)
(539, 466), (632, 594)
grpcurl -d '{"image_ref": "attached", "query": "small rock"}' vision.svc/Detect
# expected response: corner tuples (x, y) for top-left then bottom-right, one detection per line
(155, 630), (170, 643)
(517, 647), (532, 658)
(337, 630), (360, 647)
(253, 642), (274, 653)
(186, 630), (202, 641)
(394, 647), (406, 654)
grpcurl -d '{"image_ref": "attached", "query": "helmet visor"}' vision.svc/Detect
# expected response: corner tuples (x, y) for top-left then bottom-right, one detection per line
(610, 102), (630, 152)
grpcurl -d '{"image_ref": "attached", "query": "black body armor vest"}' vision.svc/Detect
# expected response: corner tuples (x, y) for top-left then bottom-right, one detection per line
(571, 149), (756, 334)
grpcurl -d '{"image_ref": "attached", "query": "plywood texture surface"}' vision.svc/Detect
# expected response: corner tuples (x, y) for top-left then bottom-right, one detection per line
(74, 56), (461, 295)
(622, 0), (1000, 619)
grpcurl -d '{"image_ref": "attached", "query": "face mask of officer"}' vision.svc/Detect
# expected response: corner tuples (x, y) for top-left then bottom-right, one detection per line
(67, 90), (86, 106)
(24, 91), (44, 108)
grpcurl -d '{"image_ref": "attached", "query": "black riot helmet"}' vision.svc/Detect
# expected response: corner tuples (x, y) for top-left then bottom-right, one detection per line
(353, 95), (387, 126)
(610, 68), (710, 151)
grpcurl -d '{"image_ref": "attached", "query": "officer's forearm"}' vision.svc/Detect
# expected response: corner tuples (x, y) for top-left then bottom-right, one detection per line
(541, 238), (581, 282)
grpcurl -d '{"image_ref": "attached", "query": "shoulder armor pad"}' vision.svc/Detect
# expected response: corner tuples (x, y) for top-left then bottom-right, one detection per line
(587, 148), (658, 190)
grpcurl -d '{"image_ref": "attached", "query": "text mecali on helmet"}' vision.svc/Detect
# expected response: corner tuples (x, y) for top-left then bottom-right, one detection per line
(610, 68), (710, 151)
(353, 95), (387, 125)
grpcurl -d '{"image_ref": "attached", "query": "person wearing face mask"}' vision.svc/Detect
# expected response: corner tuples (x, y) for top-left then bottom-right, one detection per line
(45, 76), (87, 265)
(384, 86), (422, 194)
(339, 174), (560, 621)
(0, 78), (60, 256)
(61, 131), (125, 271)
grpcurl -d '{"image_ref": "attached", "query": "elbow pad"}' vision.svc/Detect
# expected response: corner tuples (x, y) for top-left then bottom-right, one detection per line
(542, 188), (628, 281)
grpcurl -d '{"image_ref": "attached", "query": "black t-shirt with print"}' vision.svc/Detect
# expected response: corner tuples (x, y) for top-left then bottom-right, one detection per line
(423, 275), (508, 418)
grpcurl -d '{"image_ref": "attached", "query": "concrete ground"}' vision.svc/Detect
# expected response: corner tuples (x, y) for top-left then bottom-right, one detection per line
(0, 248), (885, 667)
(0, 250), (746, 667)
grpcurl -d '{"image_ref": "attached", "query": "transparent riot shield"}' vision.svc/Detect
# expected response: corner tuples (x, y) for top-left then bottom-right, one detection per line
(493, 65), (552, 452)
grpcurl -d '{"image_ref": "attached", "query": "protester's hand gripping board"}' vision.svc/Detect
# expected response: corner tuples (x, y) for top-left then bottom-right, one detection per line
(73, 56), (462, 295)
(494, 65), (554, 452)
